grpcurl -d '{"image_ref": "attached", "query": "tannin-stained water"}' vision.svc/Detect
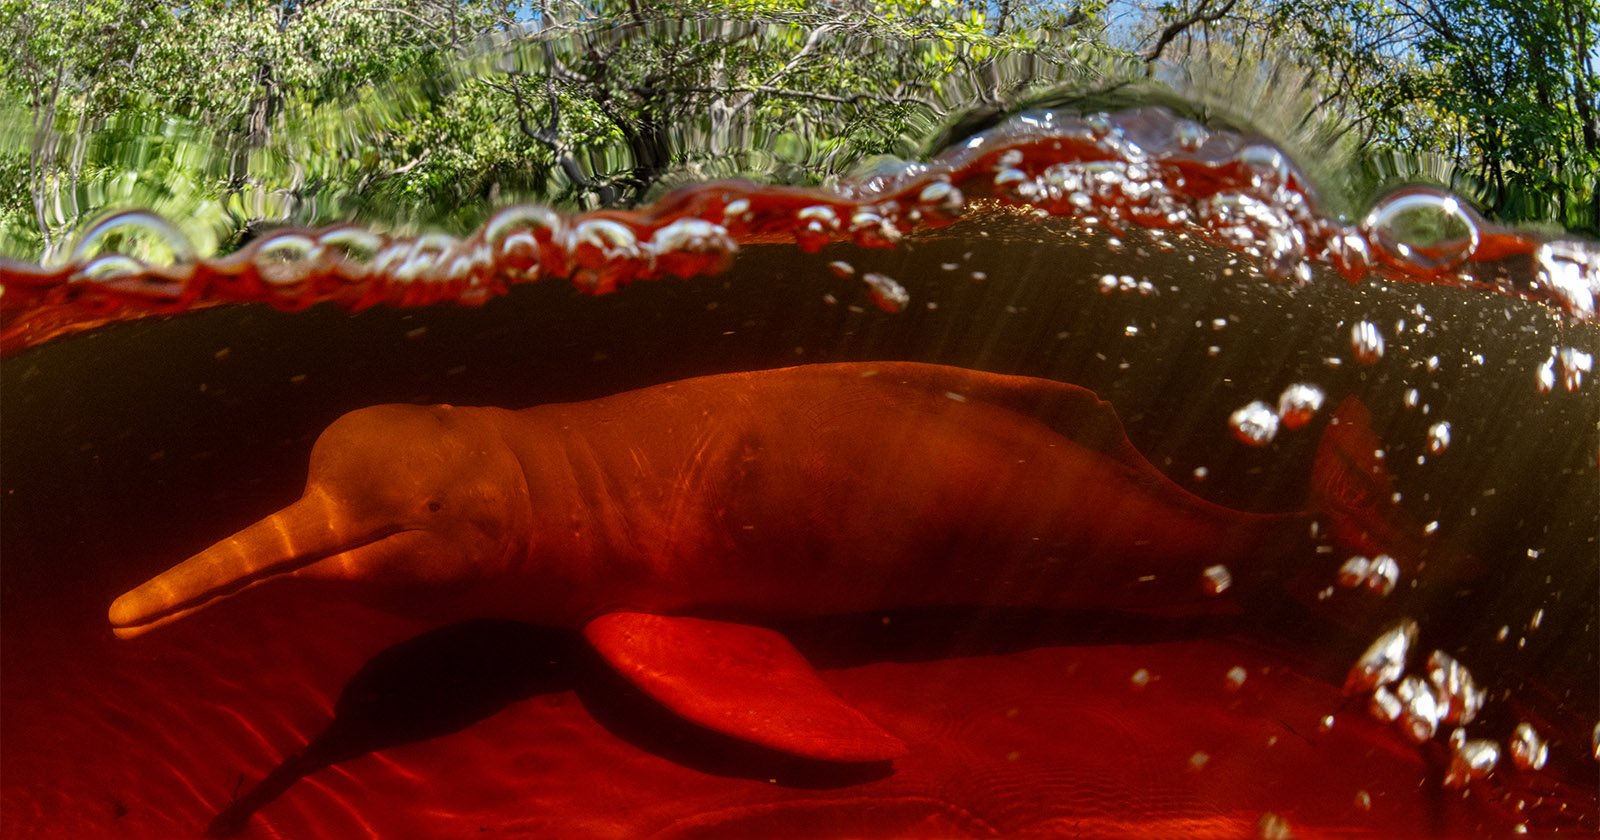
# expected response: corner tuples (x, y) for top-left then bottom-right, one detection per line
(1, 107), (1596, 838)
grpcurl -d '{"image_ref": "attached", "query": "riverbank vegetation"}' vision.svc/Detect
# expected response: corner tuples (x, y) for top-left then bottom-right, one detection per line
(1, 0), (1594, 260)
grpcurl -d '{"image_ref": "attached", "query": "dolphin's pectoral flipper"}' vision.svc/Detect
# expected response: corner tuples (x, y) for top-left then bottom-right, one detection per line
(582, 612), (907, 763)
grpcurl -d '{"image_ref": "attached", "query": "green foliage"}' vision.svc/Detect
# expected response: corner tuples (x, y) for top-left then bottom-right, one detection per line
(1142, 0), (1599, 234)
(0, 0), (1594, 262)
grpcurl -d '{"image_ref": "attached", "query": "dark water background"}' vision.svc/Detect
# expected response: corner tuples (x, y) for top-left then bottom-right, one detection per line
(3, 192), (1597, 836)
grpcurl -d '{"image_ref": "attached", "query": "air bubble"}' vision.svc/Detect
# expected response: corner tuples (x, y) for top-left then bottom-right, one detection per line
(1363, 187), (1481, 274)
(1509, 723), (1549, 771)
(393, 233), (460, 283)
(860, 272), (909, 313)
(1426, 421), (1452, 455)
(793, 205), (841, 252)
(848, 208), (902, 248)
(1536, 356), (1556, 393)
(917, 179), (963, 212)
(1443, 739), (1500, 788)
(1201, 564), (1232, 595)
(1533, 240), (1600, 321)
(68, 209), (196, 267)
(1258, 812), (1292, 840)
(1395, 675), (1441, 743)
(256, 234), (320, 286)
(1559, 347), (1592, 391)
(1345, 618), (1417, 695)
(1337, 556), (1371, 589)
(317, 227), (384, 275)
(1369, 685), (1402, 723)
(1276, 383), (1324, 429)
(485, 204), (561, 269)
(1229, 401), (1279, 446)
(1426, 650), (1484, 726)
(78, 254), (146, 282)
(1350, 320), (1385, 364)
(1172, 119), (1208, 150)
(1365, 555), (1400, 596)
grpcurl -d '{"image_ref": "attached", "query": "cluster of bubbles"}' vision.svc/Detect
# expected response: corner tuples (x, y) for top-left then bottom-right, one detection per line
(1343, 619), (1552, 790)
(1336, 554), (1401, 597)
(1536, 346), (1593, 394)
(4, 106), (1600, 355)
(1227, 382), (1325, 446)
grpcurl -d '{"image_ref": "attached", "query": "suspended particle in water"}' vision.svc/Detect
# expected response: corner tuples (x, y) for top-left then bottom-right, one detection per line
(1318, 715), (1336, 733)
(1130, 668), (1152, 690)
(1426, 650), (1484, 726)
(1354, 790), (1373, 812)
(1124, 324), (1140, 337)
(1443, 739), (1500, 789)
(1098, 273), (1119, 294)
(1188, 751), (1210, 772)
(1201, 564), (1232, 595)
(1395, 675), (1442, 743)
(1230, 401), (1280, 446)
(1225, 666), (1248, 691)
(1403, 388), (1420, 409)
(826, 260), (855, 279)
(1592, 722), (1599, 761)
(1426, 421), (1452, 455)
(860, 272), (909, 313)
(1509, 723), (1549, 771)
(1365, 555), (1400, 596)
(1192, 466), (1209, 482)
(1345, 618), (1418, 695)
(1351, 320), (1385, 364)
(1276, 383), (1324, 429)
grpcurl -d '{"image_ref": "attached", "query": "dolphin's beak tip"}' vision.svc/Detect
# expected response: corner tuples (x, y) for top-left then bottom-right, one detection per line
(108, 591), (150, 638)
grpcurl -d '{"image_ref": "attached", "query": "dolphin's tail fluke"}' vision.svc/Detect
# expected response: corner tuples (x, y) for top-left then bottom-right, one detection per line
(1309, 398), (1428, 585)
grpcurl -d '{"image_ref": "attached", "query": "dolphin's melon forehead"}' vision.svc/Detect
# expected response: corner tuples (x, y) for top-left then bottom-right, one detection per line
(313, 404), (465, 458)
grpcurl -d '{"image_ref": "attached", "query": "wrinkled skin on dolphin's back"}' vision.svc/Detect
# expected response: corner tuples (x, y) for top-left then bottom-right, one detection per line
(110, 362), (1324, 639)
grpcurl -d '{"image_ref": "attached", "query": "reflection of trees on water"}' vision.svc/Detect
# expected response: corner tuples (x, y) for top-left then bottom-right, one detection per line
(1, 0), (1594, 262)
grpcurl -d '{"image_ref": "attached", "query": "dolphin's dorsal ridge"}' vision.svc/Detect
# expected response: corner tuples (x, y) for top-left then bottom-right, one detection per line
(583, 612), (907, 763)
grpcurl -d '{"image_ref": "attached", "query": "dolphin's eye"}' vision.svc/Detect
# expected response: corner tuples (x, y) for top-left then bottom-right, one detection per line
(427, 501), (443, 513)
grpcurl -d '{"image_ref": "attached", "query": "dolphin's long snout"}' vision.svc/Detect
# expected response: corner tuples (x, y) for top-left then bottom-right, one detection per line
(109, 495), (350, 638)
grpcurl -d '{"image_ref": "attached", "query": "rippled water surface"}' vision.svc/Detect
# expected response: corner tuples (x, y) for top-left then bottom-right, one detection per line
(2, 106), (1597, 838)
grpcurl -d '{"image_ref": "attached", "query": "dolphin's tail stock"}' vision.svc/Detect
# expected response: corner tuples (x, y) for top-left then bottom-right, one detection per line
(1307, 397), (1430, 597)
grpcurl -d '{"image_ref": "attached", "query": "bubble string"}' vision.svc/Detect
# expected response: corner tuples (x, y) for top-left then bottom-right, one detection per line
(2, 106), (1596, 355)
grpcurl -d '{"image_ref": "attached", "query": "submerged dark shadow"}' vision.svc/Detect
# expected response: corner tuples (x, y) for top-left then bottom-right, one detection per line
(206, 619), (580, 837)
(205, 602), (1362, 837)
